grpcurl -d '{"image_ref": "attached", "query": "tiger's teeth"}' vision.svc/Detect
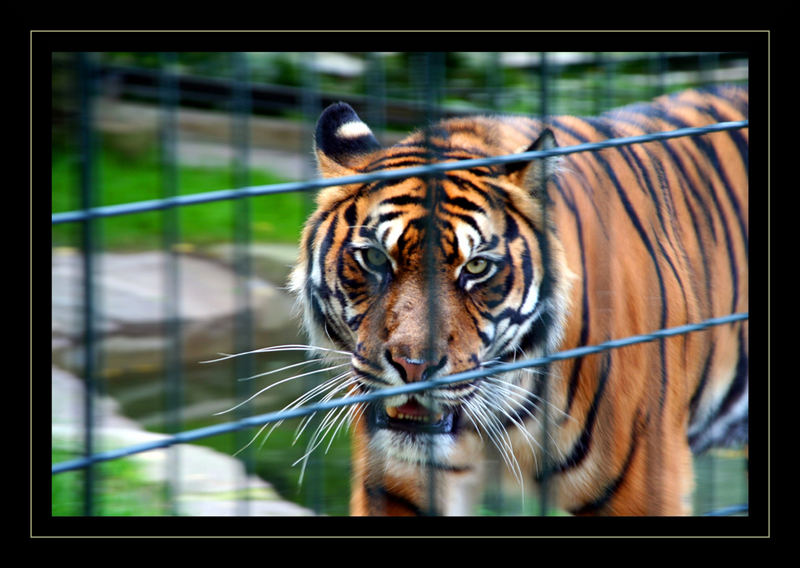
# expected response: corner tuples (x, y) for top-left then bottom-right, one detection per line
(384, 406), (443, 423)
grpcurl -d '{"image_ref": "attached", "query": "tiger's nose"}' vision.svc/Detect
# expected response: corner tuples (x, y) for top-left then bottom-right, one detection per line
(393, 355), (430, 383)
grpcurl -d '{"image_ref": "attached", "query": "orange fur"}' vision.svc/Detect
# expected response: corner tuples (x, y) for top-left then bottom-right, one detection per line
(291, 86), (748, 515)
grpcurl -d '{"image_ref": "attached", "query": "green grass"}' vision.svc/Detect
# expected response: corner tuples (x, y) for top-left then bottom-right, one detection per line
(52, 445), (167, 516)
(693, 447), (749, 515)
(52, 144), (311, 251)
(186, 418), (353, 515)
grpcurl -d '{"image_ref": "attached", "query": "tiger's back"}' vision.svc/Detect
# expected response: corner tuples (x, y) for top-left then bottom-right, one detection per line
(527, 86), (748, 513)
(291, 85), (748, 515)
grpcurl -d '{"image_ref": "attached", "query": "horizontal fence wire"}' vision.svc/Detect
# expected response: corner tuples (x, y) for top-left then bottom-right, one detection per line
(51, 311), (748, 475)
(51, 120), (747, 225)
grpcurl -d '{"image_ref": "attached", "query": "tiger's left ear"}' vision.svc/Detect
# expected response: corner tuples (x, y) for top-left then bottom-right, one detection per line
(503, 128), (559, 194)
(315, 102), (382, 178)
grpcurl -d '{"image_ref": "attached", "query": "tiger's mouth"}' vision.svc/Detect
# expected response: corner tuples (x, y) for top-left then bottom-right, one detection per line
(369, 397), (457, 435)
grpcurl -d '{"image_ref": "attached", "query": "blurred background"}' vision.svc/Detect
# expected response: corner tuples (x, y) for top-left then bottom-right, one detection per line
(50, 51), (750, 518)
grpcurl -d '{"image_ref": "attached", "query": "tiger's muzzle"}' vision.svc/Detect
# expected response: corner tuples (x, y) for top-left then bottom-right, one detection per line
(366, 351), (464, 436)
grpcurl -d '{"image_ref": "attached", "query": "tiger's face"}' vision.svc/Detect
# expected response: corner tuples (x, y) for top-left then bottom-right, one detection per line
(339, 179), (544, 461)
(291, 103), (569, 470)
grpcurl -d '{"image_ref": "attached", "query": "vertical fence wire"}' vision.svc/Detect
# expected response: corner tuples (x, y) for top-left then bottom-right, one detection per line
(592, 52), (612, 115)
(483, 52), (504, 515)
(365, 52), (387, 144)
(159, 51), (183, 516)
(76, 52), (98, 517)
(231, 51), (256, 516)
(420, 51), (446, 516)
(487, 52), (503, 112)
(299, 52), (325, 514)
(650, 52), (667, 98)
(536, 51), (554, 517)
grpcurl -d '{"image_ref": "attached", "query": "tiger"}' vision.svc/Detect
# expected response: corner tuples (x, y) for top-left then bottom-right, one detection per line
(287, 85), (748, 516)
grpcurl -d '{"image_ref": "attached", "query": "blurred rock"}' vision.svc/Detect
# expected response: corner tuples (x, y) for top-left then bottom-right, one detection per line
(51, 247), (301, 376)
(206, 242), (300, 288)
(94, 98), (315, 180)
(52, 366), (313, 516)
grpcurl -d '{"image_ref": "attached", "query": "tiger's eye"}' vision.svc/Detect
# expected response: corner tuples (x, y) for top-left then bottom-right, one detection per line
(365, 247), (388, 268)
(465, 258), (489, 275)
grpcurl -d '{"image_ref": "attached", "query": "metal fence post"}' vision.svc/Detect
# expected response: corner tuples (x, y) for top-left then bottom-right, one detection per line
(159, 50), (183, 516)
(76, 51), (99, 517)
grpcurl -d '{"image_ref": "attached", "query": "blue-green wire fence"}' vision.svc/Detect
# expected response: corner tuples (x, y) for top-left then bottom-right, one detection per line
(50, 51), (749, 517)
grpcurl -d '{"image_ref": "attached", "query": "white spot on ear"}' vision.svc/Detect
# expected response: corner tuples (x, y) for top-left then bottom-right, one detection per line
(336, 120), (374, 139)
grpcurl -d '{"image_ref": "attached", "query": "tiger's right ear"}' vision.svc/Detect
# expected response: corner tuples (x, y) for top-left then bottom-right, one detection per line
(315, 102), (382, 178)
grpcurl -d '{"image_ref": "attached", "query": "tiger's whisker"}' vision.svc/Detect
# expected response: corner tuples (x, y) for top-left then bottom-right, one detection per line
(292, 375), (358, 445)
(214, 363), (351, 416)
(283, 371), (355, 439)
(315, 388), (361, 457)
(482, 377), (570, 466)
(255, 374), (353, 455)
(483, 386), (545, 468)
(330, 393), (364, 452)
(297, 387), (355, 460)
(237, 357), (325, 382)
(199, 344), (352, 364)
(229, 371), (353, 457)
(463, 395), (524, 486)
(484, 375), (575, 423)
(295, 382), (361, 485)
